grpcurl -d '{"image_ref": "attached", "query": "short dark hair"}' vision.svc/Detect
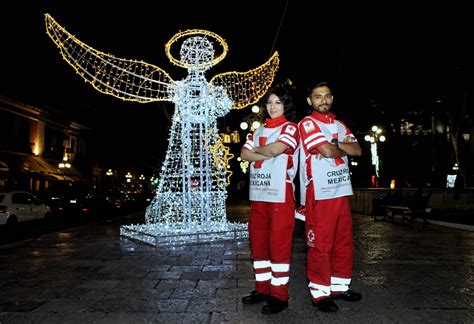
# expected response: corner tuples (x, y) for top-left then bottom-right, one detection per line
(261, 85), (296, 121)
(307, 81), (331, 96)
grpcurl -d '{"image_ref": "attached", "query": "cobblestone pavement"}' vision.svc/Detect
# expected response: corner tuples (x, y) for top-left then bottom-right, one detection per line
(0, 203), (473, 323)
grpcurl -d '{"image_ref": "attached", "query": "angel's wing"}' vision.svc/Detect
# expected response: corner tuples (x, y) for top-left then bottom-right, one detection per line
(209, 52), (279, 109)
(45, 14), (173, 103)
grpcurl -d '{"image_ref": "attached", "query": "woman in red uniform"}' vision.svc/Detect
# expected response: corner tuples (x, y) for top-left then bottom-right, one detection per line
(240, 85), (299, 314)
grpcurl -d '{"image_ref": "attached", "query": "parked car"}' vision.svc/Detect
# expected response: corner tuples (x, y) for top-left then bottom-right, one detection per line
(40, 182), (96, 220)
(0, 191), (52, 225)
(82, 190), (125, 217)
(43, 192), (90, 219)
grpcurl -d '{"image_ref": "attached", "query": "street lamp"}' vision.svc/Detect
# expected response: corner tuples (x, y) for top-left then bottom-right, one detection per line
(240, 104), (263, 131)
(240, 121), (248, 130)
(251, 121), (261, 130)
(364, 125), (386, 185)
(58, 161), (71, 180)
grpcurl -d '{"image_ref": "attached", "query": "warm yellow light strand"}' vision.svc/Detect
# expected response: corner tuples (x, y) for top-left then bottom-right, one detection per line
(165, 29), (228, 69)
(209, 139), (234, 186)
(210, 52), (279, 109)
(44, 13), (174, 103)
(45, 14), (279, 111)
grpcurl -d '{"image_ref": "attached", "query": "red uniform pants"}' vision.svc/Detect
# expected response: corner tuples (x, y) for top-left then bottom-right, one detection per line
(248, 184), (295, 301)
(305, 183), (354, 301)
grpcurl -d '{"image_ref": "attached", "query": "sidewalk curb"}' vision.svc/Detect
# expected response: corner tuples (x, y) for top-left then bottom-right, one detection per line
(368, 213), (474, 232)
(425, 219), (474, 232)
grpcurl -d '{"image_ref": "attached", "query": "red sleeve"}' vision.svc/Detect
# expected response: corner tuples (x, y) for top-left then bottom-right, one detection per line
(277, 123), (299, 152)
(298, 117), (328, 154)
(242, 133), (254, 151)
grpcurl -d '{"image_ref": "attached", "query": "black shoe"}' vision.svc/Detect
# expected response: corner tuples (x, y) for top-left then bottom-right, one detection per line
(312, 297), (339, 313)
(332, 290), (362, 302)
(261, 296), (288, 314)
(242, 290), (268, 305)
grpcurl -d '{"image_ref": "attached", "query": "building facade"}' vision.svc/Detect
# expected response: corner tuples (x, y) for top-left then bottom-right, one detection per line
(0, 95), (92, 193)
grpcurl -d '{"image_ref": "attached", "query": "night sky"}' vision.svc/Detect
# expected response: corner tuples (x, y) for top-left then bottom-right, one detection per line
(2, 1), (472, 169)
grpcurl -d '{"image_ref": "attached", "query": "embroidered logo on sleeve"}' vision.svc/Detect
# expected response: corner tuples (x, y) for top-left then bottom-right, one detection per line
(303, 120), (315, 133)
(285, 125), (296, 135)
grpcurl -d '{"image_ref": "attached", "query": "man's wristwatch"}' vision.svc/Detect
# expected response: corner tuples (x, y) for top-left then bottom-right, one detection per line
(331, 138), (339, 147)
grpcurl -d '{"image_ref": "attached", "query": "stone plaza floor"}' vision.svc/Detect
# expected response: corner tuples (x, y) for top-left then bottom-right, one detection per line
(0, 202), (473, 323)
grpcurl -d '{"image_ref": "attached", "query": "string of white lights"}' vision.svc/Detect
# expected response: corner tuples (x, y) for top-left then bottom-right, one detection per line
(45, 16), (279, 246)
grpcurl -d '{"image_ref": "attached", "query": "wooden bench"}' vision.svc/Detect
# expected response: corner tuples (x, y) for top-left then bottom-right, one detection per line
(373, 190), (432, 224)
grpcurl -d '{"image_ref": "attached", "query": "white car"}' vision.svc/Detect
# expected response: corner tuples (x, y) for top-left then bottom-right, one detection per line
(0, 191), (52, 225)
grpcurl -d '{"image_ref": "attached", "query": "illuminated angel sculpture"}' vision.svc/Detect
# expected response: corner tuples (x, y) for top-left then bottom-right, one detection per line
(45, 14), (279, 245)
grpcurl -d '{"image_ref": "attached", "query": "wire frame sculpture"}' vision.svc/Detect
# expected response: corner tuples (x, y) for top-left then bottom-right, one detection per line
(45, 14), (279, 246)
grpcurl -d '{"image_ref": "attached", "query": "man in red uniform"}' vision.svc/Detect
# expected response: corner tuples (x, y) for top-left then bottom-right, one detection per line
(298, 81), (362, 313)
